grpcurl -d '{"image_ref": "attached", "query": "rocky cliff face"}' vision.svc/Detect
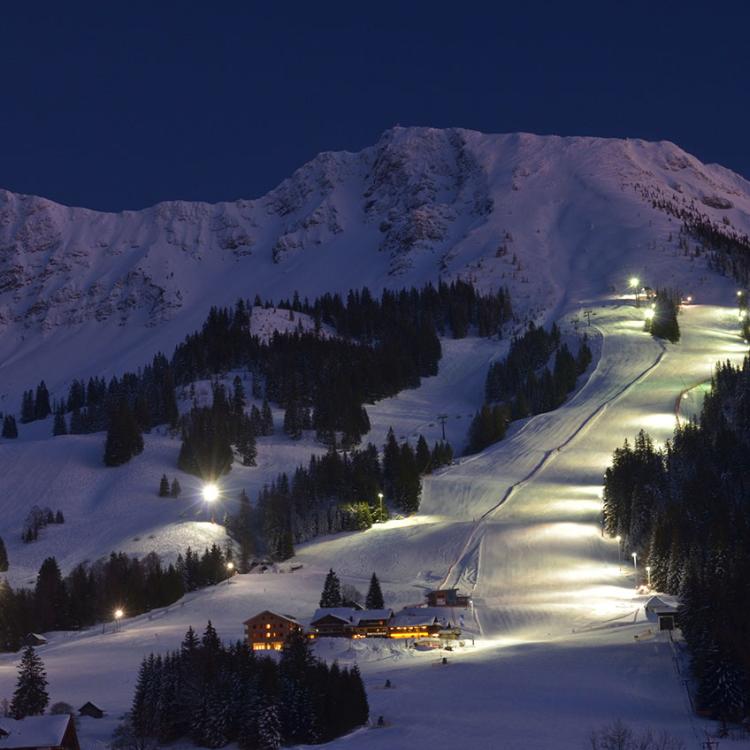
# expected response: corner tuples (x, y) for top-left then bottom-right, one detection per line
(1, 126), (749, 400)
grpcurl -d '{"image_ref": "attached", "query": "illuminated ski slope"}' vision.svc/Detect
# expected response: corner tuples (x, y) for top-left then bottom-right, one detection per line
(1, 301), (748, 750)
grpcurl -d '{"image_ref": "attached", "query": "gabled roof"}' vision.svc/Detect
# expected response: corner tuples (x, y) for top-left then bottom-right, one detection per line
(0, 715), (72, 748)
(310, 608), (393, 626)
(390, 607), (453, 628)
(311, 607), (359, 625)
(79, 701), (103, 712)
(243, 610), (299, 625)
(353, 609), (392, 623)
(644, 596), (678, 614)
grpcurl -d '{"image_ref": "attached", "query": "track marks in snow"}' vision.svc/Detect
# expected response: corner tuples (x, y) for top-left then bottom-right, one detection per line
(439, 312), (669, 623)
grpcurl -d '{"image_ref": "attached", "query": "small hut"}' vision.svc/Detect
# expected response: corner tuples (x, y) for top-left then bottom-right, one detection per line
(78, 702), (104, 719)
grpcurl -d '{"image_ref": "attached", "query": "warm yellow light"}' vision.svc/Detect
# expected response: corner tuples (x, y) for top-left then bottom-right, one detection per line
(202, 483), (220, 503)
(226, 561), (234, 571)
(737, 290), (743, 297)
(114, 608), (124, 620)
(615, 535), (621, 543)
(630, 277), (640, 289)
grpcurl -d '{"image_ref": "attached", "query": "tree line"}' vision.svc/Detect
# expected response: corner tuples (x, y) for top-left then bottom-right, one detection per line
(10, 282), (510, 468)
(467, 324), (592, 453)
(0, 545), (234, 652)
(602, 358), (750, 722)
(645, 289), (680, 343)
(227, 431), (453, 563)
(121, 622), (368, 749)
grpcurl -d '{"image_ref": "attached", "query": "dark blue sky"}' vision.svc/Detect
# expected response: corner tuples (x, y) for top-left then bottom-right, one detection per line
(2, 2), (748, 211)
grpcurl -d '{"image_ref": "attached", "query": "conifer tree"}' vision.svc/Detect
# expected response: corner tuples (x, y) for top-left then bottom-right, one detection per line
(34, 557), (67, 632)
(256, 702), (281, 750)
(0, 536), (8, 572)
(158, 474), (170, 497)
(415, 435), (431, 474)
(365, 573), (384, 609)
(34, 382), (51, 421)
(20, 390), (35, 424)
(10, 646), (49, 718)
(104, 401), (144, 467)
(2, 415), (18, 438)
(319, 569), (342, 608)
(170, 478), (182, 498)
(261, 399), (273, 435)
(52, 411), (67, 436)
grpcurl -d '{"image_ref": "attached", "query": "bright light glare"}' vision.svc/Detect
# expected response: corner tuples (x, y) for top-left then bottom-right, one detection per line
(644, 309), (655, 320)
(114, 608), (124, 620)
(629, 277), (640, 289)
(202, 483), (220, 503)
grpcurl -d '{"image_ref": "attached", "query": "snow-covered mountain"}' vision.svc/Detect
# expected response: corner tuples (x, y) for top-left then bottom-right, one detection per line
(2, 127), (750, 407)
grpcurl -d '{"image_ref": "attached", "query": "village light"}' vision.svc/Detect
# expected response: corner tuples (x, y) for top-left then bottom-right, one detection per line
(645, 565), (652, 588)
(113, 608), (124, 632)
(377, 492), (384, 521)
(631, 552), (638, 587)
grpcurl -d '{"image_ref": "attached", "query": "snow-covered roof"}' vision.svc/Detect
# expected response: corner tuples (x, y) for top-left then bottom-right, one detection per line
(354, 609), (392, 622)
(243, 610), (299, 624)
(311, 607), (359, 624)
(0, 715), (72, 748)
(644, 596), (678, 614)
(391, 607), (454, 628)
(311, 608), (393, 625)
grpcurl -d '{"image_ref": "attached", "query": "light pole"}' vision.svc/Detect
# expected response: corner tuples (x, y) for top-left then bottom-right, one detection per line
(377, 492), (384, 522)
(114, 608), (124, 632)
(645, 565), (652, 589)
(631, 552), (638, 588)
(202, 482), (220, 523)
(630, 277), (641, 307)
(226, 561), (235, 576)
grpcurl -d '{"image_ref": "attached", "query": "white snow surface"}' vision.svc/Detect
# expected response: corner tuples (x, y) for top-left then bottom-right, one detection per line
(1, 301), (748, 749)
(2, 127), (750, 748)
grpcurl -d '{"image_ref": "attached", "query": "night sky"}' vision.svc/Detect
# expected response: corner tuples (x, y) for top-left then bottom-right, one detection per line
(2, 1), (748, 211)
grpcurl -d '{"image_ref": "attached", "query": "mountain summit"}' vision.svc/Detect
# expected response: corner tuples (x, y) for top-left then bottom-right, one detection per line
(1, 127), (749, 400)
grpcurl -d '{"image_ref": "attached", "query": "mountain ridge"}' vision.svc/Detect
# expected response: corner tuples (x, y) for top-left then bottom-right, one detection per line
(1, 126), (749, 407)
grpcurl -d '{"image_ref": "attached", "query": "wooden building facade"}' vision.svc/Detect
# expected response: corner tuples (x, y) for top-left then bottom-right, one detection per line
(243, 610), (301, 651)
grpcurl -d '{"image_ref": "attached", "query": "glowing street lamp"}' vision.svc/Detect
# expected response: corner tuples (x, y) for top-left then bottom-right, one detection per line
(645, 565), (652, 588)
(377, 492), (384, 522)
(630, 277), (641, 307)
(114, 607), (124, 632)
(631, 552), (638, 588)
(202, 482), (220, 522)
